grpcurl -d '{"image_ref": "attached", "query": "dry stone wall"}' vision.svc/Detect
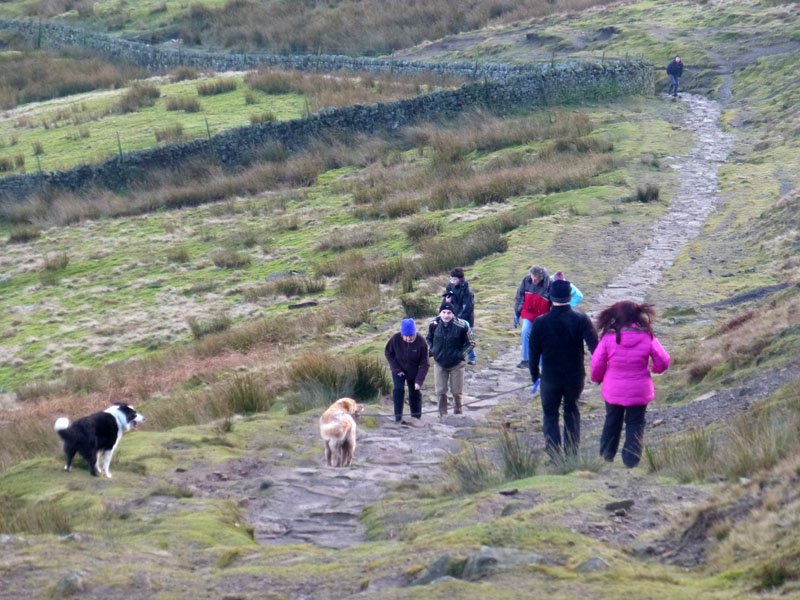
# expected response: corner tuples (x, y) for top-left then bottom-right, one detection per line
(0, 19), (654, 201)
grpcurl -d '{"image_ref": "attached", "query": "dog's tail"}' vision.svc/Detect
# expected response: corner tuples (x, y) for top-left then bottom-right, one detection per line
(54, 417), (70, 439)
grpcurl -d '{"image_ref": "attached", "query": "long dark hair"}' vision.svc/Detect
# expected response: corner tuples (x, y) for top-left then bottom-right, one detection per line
(596, 301), (656, 343)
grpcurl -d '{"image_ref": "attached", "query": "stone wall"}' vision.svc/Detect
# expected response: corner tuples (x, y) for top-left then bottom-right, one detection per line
(0, 19), (654, 201)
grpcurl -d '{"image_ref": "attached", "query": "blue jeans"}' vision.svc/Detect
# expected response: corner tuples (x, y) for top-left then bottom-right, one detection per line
(520, 318), (533, 361)
(668, 74), (679, 95)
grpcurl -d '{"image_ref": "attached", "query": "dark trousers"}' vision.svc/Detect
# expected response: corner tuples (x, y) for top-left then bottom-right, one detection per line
(599, 402), (647, 468)
(391, 372), (421, 422)
(540, 378), (584, 455)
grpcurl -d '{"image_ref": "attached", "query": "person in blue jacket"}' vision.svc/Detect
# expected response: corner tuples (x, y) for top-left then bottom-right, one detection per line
(551, 271), (583, 308)
(666, 55), (683, 97)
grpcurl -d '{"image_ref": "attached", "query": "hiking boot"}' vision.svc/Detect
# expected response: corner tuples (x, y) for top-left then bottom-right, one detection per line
(467, 359), (476, 365)
(516, 360), (529, 369)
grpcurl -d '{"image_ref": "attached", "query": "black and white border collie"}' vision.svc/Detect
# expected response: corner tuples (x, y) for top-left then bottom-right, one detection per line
(54, 403), (144, 478)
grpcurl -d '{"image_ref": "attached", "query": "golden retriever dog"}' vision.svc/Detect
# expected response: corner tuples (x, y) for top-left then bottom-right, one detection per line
(320, 397), (363, 467)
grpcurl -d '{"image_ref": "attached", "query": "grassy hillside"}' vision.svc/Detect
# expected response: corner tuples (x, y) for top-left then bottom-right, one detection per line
(1, 0), (800, 599)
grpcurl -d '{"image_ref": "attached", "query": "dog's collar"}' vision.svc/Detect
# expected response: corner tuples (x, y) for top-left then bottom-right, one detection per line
(104, 406), (129, 433)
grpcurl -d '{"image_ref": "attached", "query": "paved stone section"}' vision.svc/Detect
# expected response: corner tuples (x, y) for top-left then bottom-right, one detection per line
(590, 93), (735, 311)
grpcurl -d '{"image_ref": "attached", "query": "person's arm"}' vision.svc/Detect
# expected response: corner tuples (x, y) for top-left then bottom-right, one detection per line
(514, 279), (525, 317)
(528, 321), (542, 382)
(583, 315), (599, 354)
(589, 336), (608, 383)
(384, 337), (403, 375)
(460, 321), (475, 358)
(569, 284), (583, 308)
(425, 321), (435, 353)
(414, 340), (430, 388)
(460, 289), (474, 322)
(650, 336), (671, 374)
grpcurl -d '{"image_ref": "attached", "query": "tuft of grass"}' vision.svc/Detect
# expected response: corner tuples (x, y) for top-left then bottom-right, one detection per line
(497, 428), (541, 480)
(0, 496), (73, 535)
(154, 123), (185, 143)
(211, 248), (251, 269)
(404, 216), (443, 241)
(42, 252), (69, 271)
(169, 66), (199, 82)
(117, 81), (160, 113)
(644, 428), (716, 483)
(547, 448), (605, 475)
(626, 183), (660, 203)
(197, 78), (237, 96)
(249, 111), (277, 124)
(444, 445), (498, 494)
(187, 314), (233, 339)
(242, 276), (325, 301)
(400, 292), (438, 319)
(166, 96), (202, 112)
(286, 352), (389, 413)
(222, 374), (275, 414)
(166, 245), (190, 263)
(7, 224), (41, 244)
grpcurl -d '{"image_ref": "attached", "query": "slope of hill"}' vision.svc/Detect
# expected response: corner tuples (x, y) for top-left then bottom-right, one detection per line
(0, 1), (799, 598)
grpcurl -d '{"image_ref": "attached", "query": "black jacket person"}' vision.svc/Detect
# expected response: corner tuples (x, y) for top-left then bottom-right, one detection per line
(528, 280), (598, 455)
(426, 302), (475, 416)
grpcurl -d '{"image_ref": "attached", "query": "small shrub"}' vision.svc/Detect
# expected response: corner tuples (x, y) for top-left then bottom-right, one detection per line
(244, 90), (258, 105)
(287, 352), (389, 413)
(7, 226), (42, 245)
(222, 374), (274, 414)
(166, 96), (202, 112)
(169, 66), (199, 82)
(404, 216), (443, 241)
(14, 154), (24, 169)
(154, 123), (185, 143)
(250, 111), (276, 124)
(38, 270), (61, 286)
(497, 428), (541, 480)
(117, 81), (160, 112)
(0, 496), (72, 535)
(316, 227), (383, 252)
(211, 248), (251, 268)
(644, 428), (716, 482)
(43, 251), (69, 271)
(166, 245), (190, 263)
(632, 183), (660, 203)
(547, 448), (605, 475)
(0, 157), (11, 171)
(444, 446), (498, 494)
(187, 314), (233, 339)
(242, 276), (326, 300)
(197, 78), (237, 96)
(400, 292), (438, 318)
(32, 141), (44, 156)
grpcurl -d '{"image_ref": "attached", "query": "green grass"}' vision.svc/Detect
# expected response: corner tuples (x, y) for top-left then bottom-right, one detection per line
(0, 74), (305, 173)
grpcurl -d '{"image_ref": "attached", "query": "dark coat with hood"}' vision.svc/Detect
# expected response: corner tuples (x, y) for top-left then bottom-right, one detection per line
(384, 333), (430, 388)
(444, 280), (475, 327)
(666, 58), (683, 77)
(528, 304), (599, 384)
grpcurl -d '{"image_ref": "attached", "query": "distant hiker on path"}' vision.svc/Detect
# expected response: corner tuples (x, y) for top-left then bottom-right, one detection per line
(514, 265), (551, 369)
(551, 270), (584, 308)
(426, 302), (475, 416)
(666, 54), (683, 97)
(443, 267), (476, 365)
(385, 318), (430, 423)
(529, 279), (598, 456)
(590, 301), (671, 468)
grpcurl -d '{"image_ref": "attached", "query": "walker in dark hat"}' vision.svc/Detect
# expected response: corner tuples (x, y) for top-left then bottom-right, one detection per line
(550, 280), (572, 304)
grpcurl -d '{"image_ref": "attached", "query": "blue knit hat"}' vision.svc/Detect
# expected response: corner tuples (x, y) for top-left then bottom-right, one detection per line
(400, 318), (417, 336)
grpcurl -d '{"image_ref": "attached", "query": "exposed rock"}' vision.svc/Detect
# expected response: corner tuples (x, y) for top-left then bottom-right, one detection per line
(53, 571), (84, 596)
(411, 553), (454, 586)
(576, 557), (610, 572)
(605, 499), (634, 512)
(460, 545), (550, 580)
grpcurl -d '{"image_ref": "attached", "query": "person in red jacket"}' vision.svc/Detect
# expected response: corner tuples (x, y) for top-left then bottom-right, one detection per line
(385, 318), (430, 423)
(513, 265), (550, 368)
(590, 301), (671, 468)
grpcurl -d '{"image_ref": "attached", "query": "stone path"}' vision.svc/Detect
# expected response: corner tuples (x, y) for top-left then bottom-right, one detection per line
(242, 92), (736, 549)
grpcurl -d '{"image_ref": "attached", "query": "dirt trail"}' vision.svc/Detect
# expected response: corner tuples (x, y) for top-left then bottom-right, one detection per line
(216, 92), (735, 550)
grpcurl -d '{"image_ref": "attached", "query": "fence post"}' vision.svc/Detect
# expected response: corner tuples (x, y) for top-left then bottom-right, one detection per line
(205, 118), (212, 141)
(117, 132), (123, 163)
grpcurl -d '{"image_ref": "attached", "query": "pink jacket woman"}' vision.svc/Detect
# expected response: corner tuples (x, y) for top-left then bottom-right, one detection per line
(590, 326), (670, 406)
